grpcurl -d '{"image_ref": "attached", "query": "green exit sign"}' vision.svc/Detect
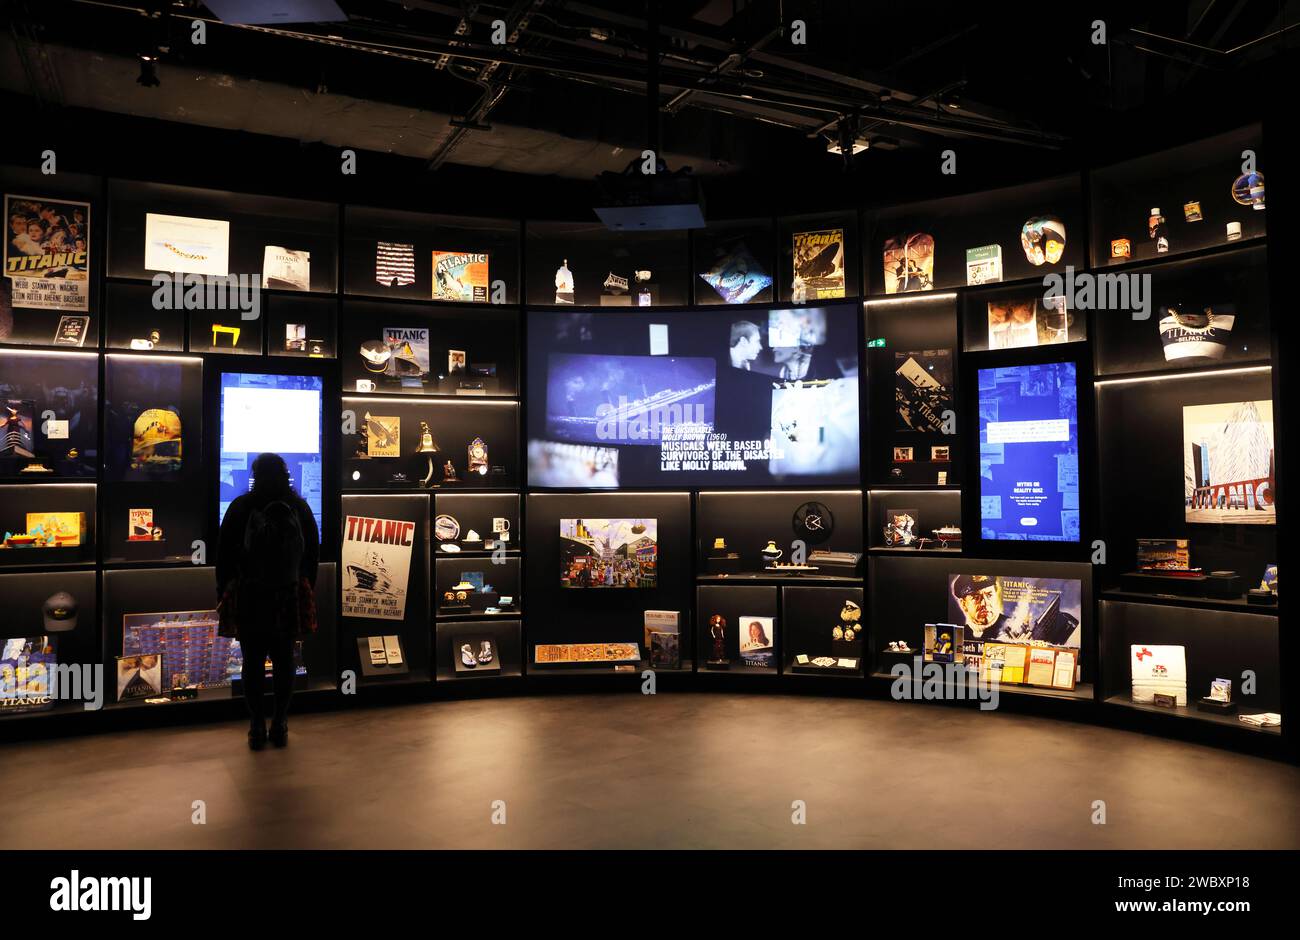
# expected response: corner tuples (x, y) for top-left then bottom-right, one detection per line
(867, 338), (886, 348)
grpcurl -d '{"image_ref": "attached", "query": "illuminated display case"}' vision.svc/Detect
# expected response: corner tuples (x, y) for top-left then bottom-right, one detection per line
(0, 121), (1285, 758)
(0, 167), (100, 351)
(525, 220), (688, 308)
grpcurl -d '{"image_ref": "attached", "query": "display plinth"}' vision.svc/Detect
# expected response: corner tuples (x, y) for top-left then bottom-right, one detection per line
(354, 638), (411, 677)
(1119, 571), (1243, 600)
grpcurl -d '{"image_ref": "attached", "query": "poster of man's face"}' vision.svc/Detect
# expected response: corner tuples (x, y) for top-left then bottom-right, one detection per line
(952, 574), (1003, 629)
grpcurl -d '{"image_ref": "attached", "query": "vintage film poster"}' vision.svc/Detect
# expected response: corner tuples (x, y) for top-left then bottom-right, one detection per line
(1183, 400), (1275, 525)
(791, 228), (845, 300)
(431, 251), (489, 303)
(4, 194), (91, 312)
(881, 232), (934, 294)
(894, 349), (953, 433)
(341, 514), (415, 620)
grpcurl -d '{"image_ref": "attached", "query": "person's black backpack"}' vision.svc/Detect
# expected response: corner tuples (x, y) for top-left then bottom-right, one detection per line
(243, 499), (304, 588)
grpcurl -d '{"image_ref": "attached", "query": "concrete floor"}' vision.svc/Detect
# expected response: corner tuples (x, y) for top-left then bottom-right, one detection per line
(3, 692), (1297, 850)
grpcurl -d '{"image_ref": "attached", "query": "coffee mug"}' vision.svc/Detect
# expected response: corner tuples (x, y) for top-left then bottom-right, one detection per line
(493, 517), (510, 533)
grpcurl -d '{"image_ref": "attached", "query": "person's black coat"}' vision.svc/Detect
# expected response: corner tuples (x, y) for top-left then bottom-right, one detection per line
(216, 490), (320, 599)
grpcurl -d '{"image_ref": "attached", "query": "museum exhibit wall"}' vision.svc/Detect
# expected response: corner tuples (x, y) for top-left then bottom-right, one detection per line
(0, 124), (1285, 758)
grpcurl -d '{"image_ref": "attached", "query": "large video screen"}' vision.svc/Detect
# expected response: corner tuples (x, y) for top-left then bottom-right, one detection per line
(977, 361), (1080, 542)
(219, 372), (323, 535)
(526, 306), (860, 487)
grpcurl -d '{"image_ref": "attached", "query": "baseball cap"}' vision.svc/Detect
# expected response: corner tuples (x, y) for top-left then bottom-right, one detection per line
(43, 591), (78, 633)
(951, 574), (997, 600)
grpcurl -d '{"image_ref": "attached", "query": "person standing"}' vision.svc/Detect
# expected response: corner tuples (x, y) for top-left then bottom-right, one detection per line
(216, 453), (319, 750)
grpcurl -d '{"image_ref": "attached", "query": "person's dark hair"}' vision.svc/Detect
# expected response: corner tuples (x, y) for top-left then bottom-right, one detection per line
(730, 320), (760, 348)
(250, 452), (293, 499)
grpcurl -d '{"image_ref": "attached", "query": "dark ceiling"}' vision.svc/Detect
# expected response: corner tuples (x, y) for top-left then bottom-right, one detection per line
(1, 0), (1295, 213)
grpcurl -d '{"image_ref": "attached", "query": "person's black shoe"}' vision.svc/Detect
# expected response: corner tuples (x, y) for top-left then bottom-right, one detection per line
(248, 722), (267, 751)
(269, 721), (289, 748)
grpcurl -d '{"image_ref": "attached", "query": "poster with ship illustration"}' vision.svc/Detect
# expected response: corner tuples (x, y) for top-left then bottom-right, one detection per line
(431, 251), (489, 303)
(894, 350), (952, 433)
(341, 514), (415, 619)
(791, 229), (845, 300)
(1183, 400), (1275, 525)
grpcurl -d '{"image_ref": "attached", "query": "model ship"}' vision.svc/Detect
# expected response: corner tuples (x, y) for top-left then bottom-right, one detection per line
(932, 525), (962, 548)
(552, 380), (716, 435)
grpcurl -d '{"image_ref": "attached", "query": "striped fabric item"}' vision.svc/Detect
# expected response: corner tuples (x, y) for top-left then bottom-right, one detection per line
(375, 241), (416, 287)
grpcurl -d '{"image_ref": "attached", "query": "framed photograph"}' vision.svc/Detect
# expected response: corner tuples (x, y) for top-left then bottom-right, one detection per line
(930, 445), (950, 462)
(892, 446), (914, 462)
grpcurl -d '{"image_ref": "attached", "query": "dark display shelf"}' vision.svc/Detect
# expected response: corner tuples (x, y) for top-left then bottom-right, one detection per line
(1099, 589), (1278, 616)
(696, 574), (863, 585)
(1103, 694), (1281, 736)
(870, 672), (1095, 704)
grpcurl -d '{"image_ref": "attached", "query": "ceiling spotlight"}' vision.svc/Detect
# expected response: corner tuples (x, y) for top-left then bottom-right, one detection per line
(136, 53), (160, 88)
(826, 137), (869, 155)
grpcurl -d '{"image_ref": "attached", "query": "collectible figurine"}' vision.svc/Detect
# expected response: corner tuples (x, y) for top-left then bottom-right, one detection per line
(709, 614), (727, 663)
(555, 259), (575, 304)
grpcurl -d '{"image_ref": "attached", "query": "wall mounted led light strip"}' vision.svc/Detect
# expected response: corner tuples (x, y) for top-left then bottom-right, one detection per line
(341, 396), (519, 406)
(1094, 364), (1271, 387)
(864, 292), (959, 306)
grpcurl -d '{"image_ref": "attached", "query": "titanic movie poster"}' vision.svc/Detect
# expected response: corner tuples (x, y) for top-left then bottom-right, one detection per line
(341, 514), (415, 620)
(1182, 400), (1275, 525)
(4, 194), (90, 312)
(895, 349), (952, 433)
(791, 229), (845, 300)
(881, 232), (934, 294)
